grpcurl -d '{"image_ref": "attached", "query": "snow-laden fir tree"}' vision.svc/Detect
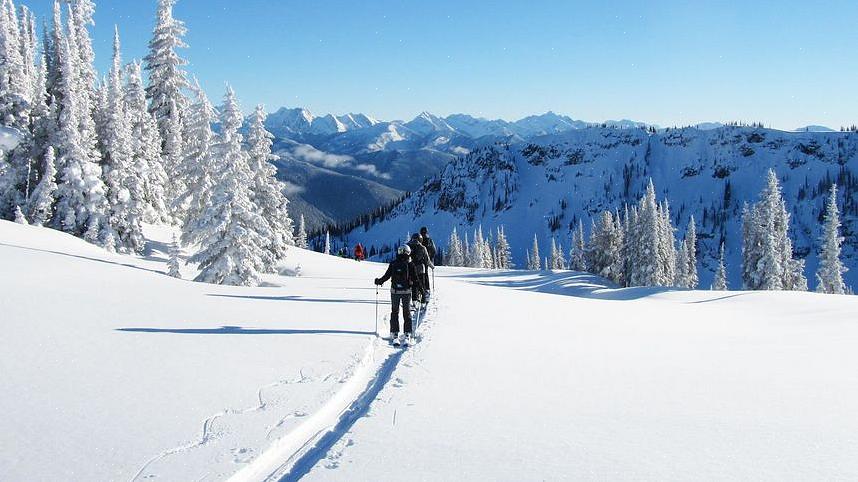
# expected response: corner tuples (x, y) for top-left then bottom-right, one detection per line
(586, 210), (623, 283)
(657, 200), (677, 286)
(816, 184), (847, 294)
(527, 234), (541, 270)
(294, 213), (308, 248)
(186, 86), (272, 286)
(742, 169), (806, 291)
(52, 33), (109, 243)
(495, 225), (512, 269)
(13, 204), (26, 223)
(324, 230), (331, 255)
(167, 232), (181, 278)
(27, 146), (57, 226)
(145, 0), (188, 161)
(124, 61), (168, 223)
(177, 77), (216, 238)
(675, 241), (689, 287)
(569, 219), (586, 271)
(684, 216), (698, 288)
(549, 237), (565, 270)
(445, 226), (464, 266)
(461, 231), (471, 267)
(627, 180), (661, 286)
(246, 104), (293, 263)
(0, 0), (30, 129)
(474, 225), (493, 268)
(65, 1), (101, 175)
(712, 242), (728, 290)
(100, 27), (145, 253)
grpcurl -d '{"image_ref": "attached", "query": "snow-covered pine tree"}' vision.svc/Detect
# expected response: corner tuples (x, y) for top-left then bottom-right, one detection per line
(167, 232), (181, 278)
(145, 0), (188, 169)
(569, 219), (586, 271)
(549, 237), (565, 270)
(816, 184), (847, 294)
(495, 225), (512, 269)
(657, 200), (677, 286)
(712, 242), (728, 290)
(628, 180), (661, 287)
(528, 234), (541, 270)
(187, 86), (271, 286)
(294, 214), (308, 248)
(0, 0), (30, 129)
(246, 104), (293, 265)
(65, 1), (100, 174)
(124, 61), (168, 223)
(742, 170), (806, 291)
(27, 146), (57, 226)
(684, 216), (698, 289)
(476, 225), (492, 268)
(177, 77), (216, 237)
(52, 33), (109, 243)
(675, 241), (689, 288)
(13, 204), (26, 223)
(462, 231), (471, 267)
(101, 27), (145, 253)
(324, 230), (331, 255)
(445, 226), (464, 266)
(586, 210), (623, 282)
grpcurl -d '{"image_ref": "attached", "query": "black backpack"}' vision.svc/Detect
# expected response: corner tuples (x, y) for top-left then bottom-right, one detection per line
(390, 260), (411, 290)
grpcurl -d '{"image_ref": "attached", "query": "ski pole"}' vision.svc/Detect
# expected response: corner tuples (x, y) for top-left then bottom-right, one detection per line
(432, 267), (435, 292)
(375, 284), (379, 337)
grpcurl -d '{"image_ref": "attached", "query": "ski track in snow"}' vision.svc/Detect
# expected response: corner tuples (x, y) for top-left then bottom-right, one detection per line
(226, 296), (439, 482)
(130, 369), (321, 481)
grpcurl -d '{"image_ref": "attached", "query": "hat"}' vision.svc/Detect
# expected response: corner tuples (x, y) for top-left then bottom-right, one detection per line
(398, 245), (412, 255)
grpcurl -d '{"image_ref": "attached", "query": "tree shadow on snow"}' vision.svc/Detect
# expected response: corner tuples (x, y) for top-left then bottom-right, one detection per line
(116, 326), (376, 336)
(0, 242), (167, 276)
(453, 270), (679, 301)
(206, 294), (389, 305)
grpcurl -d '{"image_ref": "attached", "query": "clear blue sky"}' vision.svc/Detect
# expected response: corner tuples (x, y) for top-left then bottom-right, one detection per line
(26, 0), (858, 129)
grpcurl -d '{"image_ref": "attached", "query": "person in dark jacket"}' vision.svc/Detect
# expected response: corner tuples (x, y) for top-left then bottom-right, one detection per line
(419, 227), (436, 294)
(375, 245), (422, 343)
(354, 243), (365, 261)
(407, 233), (433, 303)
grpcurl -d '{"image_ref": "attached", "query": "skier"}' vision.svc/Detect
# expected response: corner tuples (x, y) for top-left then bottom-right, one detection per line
(407, 233), (433, 304)
(419, 227), (436, 295)
(354, 243), (365, 261)
(375, 245), (421, 346)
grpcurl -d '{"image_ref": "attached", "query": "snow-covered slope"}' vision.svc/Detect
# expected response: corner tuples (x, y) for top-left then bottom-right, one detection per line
(4, 222), (858, 480)
(336, 125), (858, 290)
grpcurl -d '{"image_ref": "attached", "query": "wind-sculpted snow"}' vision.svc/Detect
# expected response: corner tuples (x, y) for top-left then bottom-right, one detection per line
(340, 126), (858, 290)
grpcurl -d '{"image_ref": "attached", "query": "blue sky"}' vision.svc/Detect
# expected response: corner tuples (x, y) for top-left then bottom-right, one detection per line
(26, 0), (858, 129)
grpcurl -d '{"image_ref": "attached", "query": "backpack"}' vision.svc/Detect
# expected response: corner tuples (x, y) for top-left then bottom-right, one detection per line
(390, 260), (411, 291)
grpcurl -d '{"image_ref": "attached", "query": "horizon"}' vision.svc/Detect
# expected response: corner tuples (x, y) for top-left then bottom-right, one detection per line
(22, 0), (858, 131)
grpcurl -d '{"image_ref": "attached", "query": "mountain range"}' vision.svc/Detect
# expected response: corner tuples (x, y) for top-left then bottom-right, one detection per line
(330, 125), (858, 291)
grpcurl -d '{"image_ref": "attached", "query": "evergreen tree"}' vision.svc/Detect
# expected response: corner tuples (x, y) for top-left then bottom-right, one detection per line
(461, 232), (471, 267)
(549, 237), (565, 269)
(816, 184), (847, 294)
(712, 242), (728, 290)
(324, 230), (331, 255)
(495, 225), (512, 269)
(167, 232), (181, 278)
(52, 33), (108, 243)
(586, 210), (623, 282)
(101, 27), (145, 253)
(570, 219), (586, 271)
(685, 216), (698, 288)
(0, 0), (29, 128)
(657, 201), (677, 286)
(445, 226), (464, 266)
(12, 203), (25, 223)
(675, 241), (689, 288)
(742, 170), (806, 291)
(527, 234), (541, 270)
(294, 213), (308, 248)
(27, 146), (57, 226)
(177, 77), (215, 237)
(144, 0), (188, 156)
(628, 180), (661, 286)
(186, 86), (270, 286)
(124, 61), (167, 223)
(246, 104), (293, 265)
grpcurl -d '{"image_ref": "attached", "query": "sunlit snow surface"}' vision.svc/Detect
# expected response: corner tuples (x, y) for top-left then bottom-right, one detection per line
(2, 221), (857, 481)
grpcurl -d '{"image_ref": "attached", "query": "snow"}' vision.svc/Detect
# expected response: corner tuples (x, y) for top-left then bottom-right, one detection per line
(3, 221), (858, 480)
(0, 125), (23, 151)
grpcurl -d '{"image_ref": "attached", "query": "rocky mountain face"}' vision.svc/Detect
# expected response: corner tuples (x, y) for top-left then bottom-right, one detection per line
(332, 125), (858, 290)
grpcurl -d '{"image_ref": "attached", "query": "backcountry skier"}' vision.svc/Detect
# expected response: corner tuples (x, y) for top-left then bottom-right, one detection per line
(407, 233), (433, 303)
(419, 226), (436, 295)
(375, 245), (422, 346)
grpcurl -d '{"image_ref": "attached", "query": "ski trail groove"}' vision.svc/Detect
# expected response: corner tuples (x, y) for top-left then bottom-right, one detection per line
(228, 297), (437, 482)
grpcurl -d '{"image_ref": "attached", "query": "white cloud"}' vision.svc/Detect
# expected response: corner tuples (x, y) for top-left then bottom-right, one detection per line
(290, 144), (390, 179)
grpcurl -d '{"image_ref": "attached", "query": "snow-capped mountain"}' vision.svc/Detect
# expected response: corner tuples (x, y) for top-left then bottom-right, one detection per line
(264, 107), (379, 139)
(333, 125), (858, 290)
